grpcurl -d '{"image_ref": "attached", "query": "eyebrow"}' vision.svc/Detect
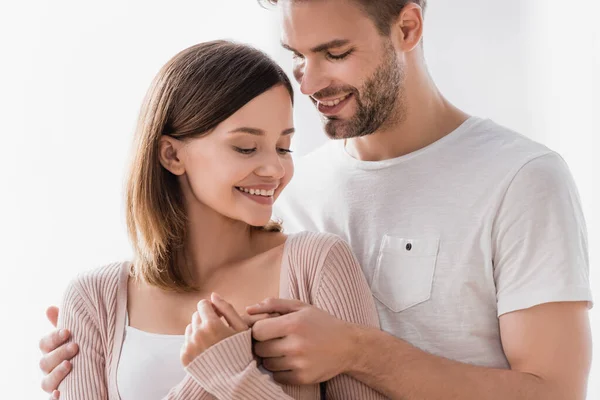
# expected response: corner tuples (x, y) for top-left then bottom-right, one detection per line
(229, 127), (295, 136)
(281, 39), (350, 54)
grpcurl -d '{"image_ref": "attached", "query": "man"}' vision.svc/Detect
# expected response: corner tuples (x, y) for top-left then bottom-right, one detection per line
(40, 1), (593, 399)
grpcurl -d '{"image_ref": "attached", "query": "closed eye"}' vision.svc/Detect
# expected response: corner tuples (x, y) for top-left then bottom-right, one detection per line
(234, 147), (257, 155)
(326, 49), (353, 60)
(277, 148), (293, 155)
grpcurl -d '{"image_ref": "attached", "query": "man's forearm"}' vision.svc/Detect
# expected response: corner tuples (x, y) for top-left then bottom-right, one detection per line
(346, 326), (573, 400)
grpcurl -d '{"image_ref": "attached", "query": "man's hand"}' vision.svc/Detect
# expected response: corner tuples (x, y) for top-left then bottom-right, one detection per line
(39, 306), (79, 399)
(180, 293), (249, 367)
(247, 298), (358, 385)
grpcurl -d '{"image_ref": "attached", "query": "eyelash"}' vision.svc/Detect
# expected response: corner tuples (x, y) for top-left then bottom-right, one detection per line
(234, 147), (256, 155)
(326, 49), (353, 60)
(234, 147), (293, 155)
(292, 49), (354, 61)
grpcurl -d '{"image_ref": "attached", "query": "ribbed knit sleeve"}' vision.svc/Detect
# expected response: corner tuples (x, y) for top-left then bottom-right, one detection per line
(183, 329), (294, 399)
(57, 279), (109, 400)
(162, 376), (214, 399)
(313, 238), (388, 400)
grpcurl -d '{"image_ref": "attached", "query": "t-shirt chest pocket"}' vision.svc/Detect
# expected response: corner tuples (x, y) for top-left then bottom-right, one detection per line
(371, 235), (439, 312)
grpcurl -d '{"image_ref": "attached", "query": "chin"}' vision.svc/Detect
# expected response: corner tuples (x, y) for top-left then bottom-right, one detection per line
(325, 121), (353, 140)
(245, 215), (273, 229)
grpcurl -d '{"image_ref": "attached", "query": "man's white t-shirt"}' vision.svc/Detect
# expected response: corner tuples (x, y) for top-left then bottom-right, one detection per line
(274, 116), (592, 368)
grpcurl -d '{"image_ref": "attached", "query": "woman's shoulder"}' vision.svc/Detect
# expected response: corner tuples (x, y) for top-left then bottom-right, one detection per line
(283, 232), (372, 313)
(63, 261), (131, 312)
(286, 230), (347, 246)
(286, 231), (351, 258)
(58, 262), (132, 352)
(284, 231), (356, 282)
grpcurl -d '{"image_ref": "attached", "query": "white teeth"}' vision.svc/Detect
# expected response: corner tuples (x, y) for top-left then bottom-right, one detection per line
(237, 187), (275, 197)
(320, 93), (350, 107)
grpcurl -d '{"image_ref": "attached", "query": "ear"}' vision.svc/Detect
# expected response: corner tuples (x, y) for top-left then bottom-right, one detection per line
(158, 136), (186, 176)
(390, 3), (424, 53)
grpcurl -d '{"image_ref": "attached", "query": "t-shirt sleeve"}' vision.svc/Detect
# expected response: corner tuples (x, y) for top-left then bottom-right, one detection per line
(492, 152), (592, 316)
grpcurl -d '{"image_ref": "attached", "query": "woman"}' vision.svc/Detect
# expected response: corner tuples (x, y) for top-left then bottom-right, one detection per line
(54, 40), (384, 399)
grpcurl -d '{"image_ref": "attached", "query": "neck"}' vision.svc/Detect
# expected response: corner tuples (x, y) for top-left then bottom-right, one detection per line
(346, 56), (470, 162)
(181, 196), (256, 286)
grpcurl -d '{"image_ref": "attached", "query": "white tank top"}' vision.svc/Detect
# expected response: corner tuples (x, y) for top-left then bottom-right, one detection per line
(116, 314), (186, 400)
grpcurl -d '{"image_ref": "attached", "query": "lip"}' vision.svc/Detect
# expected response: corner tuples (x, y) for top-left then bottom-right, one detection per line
(235, 187), (275, 206)
(315, 93), (353, 116)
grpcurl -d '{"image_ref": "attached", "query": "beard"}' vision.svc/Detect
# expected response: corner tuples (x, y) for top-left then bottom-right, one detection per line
(317, 42), (406, 140)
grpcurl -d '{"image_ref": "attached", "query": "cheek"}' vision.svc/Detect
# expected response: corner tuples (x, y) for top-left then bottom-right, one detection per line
(211, 159), (251, 195)
(279, 158), (295, 192)
(336, 59), (370, 89)
(185, 151), (242, 197)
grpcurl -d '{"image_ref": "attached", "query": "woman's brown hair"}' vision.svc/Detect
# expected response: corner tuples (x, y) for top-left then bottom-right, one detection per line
(126, 41), (294, 292)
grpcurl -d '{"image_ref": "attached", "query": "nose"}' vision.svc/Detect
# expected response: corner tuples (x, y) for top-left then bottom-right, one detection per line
(296, 60), (329, 96)
(255, 151), (286, 180)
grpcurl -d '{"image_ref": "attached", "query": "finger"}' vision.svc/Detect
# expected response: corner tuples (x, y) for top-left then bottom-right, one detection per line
(180, 341), (194, 367)
(211, 293), (247, 331)
(272, 371), (301, 386)
(262, 356), (294, 372)
(252, 313), (294, 342)
(246, 298), (306, 315)
(39, 329), (71, 354)
(40, 360), (71, 393)
(242, 313), (270, 327)
(243, 312), (282, 327)
(242, 313), (268, 327)
(185, 324), (192, 337)
(254, 337), (289, 358)
(52, 390), (60, 399)
(197, 299), (219, 323)
(212, 303), (224, 318)
(39, 342), (79, 374)
(46, 306), (60, 328)
(192, 311), (202, 328)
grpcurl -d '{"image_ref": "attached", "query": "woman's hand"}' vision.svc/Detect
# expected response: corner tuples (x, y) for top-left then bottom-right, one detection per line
(180, 293), (249, 367)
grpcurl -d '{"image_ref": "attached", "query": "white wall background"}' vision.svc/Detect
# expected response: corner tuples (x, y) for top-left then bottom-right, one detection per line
(0, 0), (598, 398)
